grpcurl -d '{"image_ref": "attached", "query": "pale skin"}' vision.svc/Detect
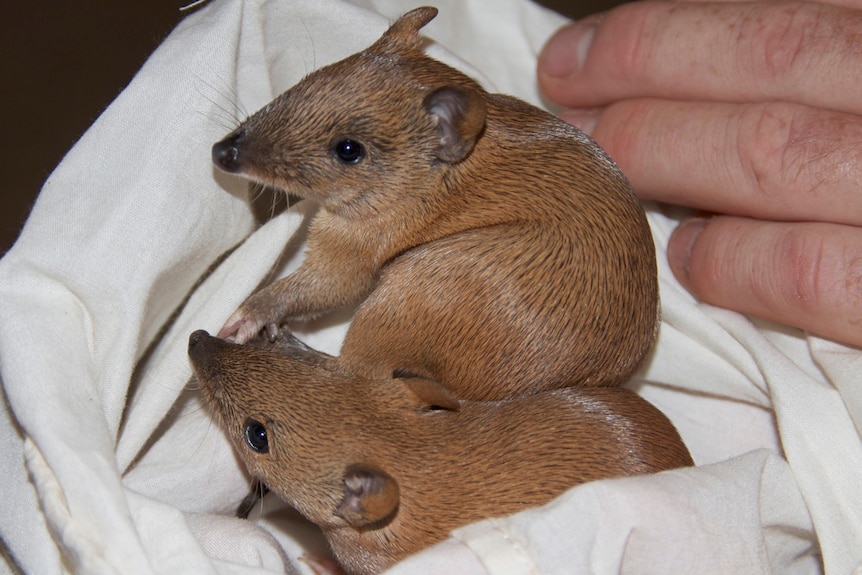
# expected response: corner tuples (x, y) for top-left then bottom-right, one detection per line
(538, 0), (862, 349)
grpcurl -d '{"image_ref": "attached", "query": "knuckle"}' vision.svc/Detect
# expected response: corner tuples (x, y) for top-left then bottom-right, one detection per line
(770, 227), (862, 327)
(737, 2), (834, 81)
(738, 103), (862, 202)
(736, 102), (798, 196)
(768, 227), (862, 341)
(844, 256), (862, 328)
(771, 227), (825, 316)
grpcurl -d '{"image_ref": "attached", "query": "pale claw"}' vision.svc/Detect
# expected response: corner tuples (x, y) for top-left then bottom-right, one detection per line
(264, 322), (280, 342)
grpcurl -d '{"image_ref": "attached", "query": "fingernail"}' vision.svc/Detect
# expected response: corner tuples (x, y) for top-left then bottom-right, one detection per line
(559, 108), (599, 135)
(667, 218), (709, 289)
(539, 18), (600, 78)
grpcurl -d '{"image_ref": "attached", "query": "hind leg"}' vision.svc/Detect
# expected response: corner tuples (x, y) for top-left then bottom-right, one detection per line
(337, 227), (586, 400)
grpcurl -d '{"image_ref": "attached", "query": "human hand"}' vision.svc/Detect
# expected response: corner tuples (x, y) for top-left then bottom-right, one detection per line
(538, 0), (862, 348)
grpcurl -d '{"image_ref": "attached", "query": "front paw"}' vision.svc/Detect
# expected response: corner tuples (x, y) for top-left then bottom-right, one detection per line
(218, 308), (279, 344)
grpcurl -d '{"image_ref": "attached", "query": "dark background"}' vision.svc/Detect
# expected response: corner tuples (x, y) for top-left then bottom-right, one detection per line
(1, 1), (617, 254)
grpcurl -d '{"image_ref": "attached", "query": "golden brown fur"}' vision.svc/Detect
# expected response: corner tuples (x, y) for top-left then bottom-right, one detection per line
(188, 329), (693, 575)
(212, 7), (659, 398)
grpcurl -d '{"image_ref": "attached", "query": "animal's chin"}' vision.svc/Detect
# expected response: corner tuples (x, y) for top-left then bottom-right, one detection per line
(246, 172), (341, 204)
(247, 177), (308, 204)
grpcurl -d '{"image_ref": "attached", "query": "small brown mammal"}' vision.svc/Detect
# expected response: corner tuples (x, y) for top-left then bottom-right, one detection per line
(188, 329), (693, 575)
(212, 7), (658, 399)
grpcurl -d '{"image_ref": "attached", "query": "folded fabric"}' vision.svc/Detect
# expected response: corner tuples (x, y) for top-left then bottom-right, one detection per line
(1, 1), (859, 574)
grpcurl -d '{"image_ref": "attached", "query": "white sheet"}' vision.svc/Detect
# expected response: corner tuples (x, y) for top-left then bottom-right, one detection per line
(1, 1), (860, 573)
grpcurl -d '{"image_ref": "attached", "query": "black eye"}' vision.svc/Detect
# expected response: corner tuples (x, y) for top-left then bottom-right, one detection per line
(334, 139), (364, 164)
(244, 418), (269, 453)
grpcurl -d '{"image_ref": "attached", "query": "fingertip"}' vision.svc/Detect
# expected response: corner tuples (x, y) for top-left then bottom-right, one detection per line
(538, 17), (601, 105)
(667, 217), (710, 292)
(665, 218), (862, 348)
(538, 20), (597, 79)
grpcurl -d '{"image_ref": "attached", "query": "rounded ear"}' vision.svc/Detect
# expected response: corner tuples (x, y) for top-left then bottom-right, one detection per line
(336, 464), (400, 530)
(371, 6), (438, 53)
(424, 86), (487, 163)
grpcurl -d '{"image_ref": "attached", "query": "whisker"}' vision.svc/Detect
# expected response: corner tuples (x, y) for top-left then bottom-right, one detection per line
(194, 75), (247, 131)
(248, 182), (289, 223)
(237, 478), (270, 519)
(195, 109), (236, 133)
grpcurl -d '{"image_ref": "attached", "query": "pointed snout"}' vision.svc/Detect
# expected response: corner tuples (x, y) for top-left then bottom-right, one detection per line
(188, 329), (236, 384)
(188, 329), (243, 363)
(212, 130), (245, 173)
(188, 329), (214, 362)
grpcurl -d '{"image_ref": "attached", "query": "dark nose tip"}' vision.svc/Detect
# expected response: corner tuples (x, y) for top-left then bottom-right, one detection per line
(212, 131), (244, 173)
(189, 329), (211, 351)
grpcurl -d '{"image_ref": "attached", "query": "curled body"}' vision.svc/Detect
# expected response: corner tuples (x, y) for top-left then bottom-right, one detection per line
(188, 330), (693, 575)
(212, 6), (658, 398)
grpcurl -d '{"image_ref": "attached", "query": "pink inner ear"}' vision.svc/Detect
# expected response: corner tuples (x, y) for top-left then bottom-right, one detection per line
(423, 86), (486, 163)
(336, 464), (400, 529)
(427, 88), (467, 146)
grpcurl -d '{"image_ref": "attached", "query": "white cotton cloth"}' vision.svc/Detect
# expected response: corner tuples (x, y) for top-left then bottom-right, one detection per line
(0, 1), (860, 574)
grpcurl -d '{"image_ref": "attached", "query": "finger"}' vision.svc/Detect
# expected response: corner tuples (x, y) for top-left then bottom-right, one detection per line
(668, 216), (862, 348)
(559, 99), (862, 227)
(681, 0), (862, 11)
(538, 0), (862, 115)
